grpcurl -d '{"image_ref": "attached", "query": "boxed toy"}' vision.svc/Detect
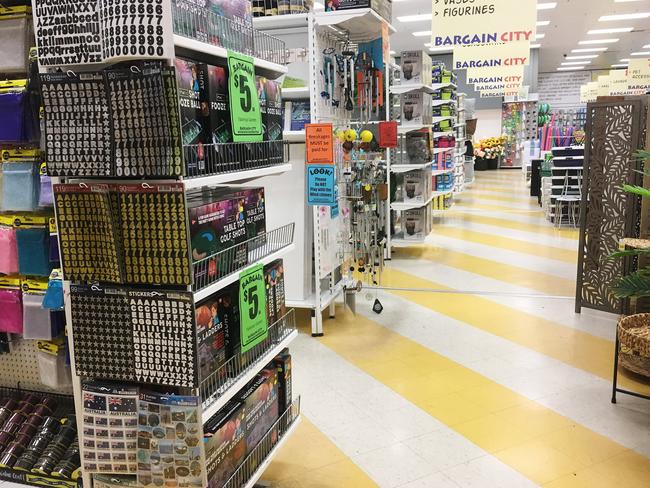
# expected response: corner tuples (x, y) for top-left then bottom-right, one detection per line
(403, 169), (426, 203)
(400, 50), (431, 85)
(264, 79), (284, 142)
(273, 348), (292, 416)
(204, 399), (247, 488)
(174, 58), (205, 146)
(401, 92), (432, 127)
(403, 207), (428, 240)
(264, 259), (286, 326)
(204, 64), (232, 144)
(325, 0), (392, 23)
(237, 368), (279, 457)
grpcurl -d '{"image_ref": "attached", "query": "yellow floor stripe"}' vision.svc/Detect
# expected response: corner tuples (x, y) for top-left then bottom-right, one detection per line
(471, 186), (533, 196)
(461, 196), (540, 209)
(463, 192), (539, 205)
(452, 212), (580, 241)
(314, 311), (650, 487)
(394, 245), (576, 296)
(380, 267), (650, 396)
(454, 201), (545, 213)
(264, 415), (378, 488)
(433, 227), (578, 263)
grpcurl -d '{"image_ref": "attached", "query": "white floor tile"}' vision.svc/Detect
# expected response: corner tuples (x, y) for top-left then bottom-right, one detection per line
(443, 456), (539, 488)
(353, 442), (435, 488)
(398, 472), (461, 488)
(403, 430), (485, 472)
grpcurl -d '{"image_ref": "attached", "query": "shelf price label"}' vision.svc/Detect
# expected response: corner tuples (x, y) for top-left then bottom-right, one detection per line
(228, 51), (263, 142)
(239, 263), (268, 353)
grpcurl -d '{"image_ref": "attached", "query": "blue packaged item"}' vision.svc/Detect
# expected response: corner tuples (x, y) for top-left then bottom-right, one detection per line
(16, 227), (51, 277)
(1, 161), (39, 211)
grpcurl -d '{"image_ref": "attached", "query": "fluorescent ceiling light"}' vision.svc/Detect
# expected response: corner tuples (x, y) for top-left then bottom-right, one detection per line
(611, 64), (629, 67)
(631, 51), (650, 55)
(578, 39), (619, 45)
(313, 1), (324, 9)
(599, 13), (650, 21)
(429, 47), (452, 52)
(620, 58), (630, 61)
(412, 31), (431, 37)
(537, 20), (550, 26)
(562, 61), (591, 65)
(397, 13), (432, 22)
(558, 66), (585, 70)
(566, 55), (598, 59)
(537, 2), (557, 9)
(531, 44), (541, 49)
(588, 27), (633, 34)
(535, 33), (545, 39)
(643, 45), (650, 49)
(572, 48), (608, 52)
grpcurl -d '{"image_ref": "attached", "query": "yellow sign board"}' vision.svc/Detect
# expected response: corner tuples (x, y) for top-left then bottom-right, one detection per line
(453, 42), (530, 71)
(627, 58), (650, 91)
(597, 75), (611, 97)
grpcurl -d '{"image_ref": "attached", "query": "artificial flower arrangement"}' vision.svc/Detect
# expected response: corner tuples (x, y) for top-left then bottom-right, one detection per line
(474, 136), (506, 160)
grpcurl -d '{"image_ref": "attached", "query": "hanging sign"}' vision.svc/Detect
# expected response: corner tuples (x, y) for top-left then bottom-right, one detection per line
(585, 81), (598, 102)
(580, 84), (588, 104)
(239, 263), (268, 353)
(430, 0), (536, 50)
(627, 58), (650, 92)
(305, 123), (334, 164)
(379, 121), (398, 148)
(453, 42), (530, 70)
(228, 51), (263, 142)
(609, 69), (630, 96)
(597, 75), (611, 97)
(466, 65), (524, 85)
(307, 164), (336, 206)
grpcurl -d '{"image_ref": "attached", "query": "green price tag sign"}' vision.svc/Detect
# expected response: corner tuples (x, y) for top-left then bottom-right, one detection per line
(239, 263), (268, 353)
(227, 50), (263, 142)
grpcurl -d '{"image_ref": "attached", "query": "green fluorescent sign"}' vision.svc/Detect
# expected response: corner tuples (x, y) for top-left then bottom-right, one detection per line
(227, 50), (263, 142)
(239, 263), (268, 353)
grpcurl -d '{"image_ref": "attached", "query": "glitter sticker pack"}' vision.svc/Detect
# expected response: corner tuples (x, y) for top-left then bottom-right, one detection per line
(70, 284), (198, 388)
(41, 66), (183, 178)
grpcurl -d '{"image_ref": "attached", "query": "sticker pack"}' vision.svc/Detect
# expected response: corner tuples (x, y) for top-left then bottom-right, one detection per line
(41, 65), (182, 178)
(33, 0), (173, 68)
(70, 284), (198, 388)
(54, 183), (191, 286)
(81, 382), (139, 474)
(137, 392), (204, 488)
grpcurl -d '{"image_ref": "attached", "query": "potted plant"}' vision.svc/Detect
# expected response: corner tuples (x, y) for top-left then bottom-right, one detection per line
(610, 149), (650, 378)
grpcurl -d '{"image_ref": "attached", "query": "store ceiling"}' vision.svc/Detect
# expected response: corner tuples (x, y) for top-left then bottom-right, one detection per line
(389, 0), (650, 73)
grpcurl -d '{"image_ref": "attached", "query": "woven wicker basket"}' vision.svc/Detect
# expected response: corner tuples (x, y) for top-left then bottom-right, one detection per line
(618, 313), (650, 378)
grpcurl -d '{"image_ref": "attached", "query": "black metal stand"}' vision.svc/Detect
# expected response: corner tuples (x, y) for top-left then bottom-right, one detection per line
(611, 335), (650, 403)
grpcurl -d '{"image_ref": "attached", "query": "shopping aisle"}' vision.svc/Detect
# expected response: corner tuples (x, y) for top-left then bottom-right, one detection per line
(265, 170), (650, 488)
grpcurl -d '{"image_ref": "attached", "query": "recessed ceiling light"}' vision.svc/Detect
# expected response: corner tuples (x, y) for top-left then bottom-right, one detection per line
(412, 31), (431, 37)
(531, 44), (542, 49)
(397, 13), (432, 22)
(611, 64), (629, 68)
(535, 33), (545, 39)
(579, 39), (620, 45)
(588, 27), (634, 34)
(537, 2), (557, 9)
(599, 13), (650, 21)
(562, 61), (591, 65)
(566, 55), (599, 59)
(572, 48), (608, 52)
(558, 66), (585, 70)
(631, 51), (650, 55)
(537, 20), (550, 26)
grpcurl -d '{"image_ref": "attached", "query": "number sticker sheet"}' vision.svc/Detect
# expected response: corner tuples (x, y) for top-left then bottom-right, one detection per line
(41, 65), (183, 178)
(70, 284), (198, 388)
(81, 382), (139, 474)
(137, 392), (205, 488)
(33, 0), (173, 68)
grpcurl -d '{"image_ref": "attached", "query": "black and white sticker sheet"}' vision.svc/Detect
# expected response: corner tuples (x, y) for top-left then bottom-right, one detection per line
(70, 284), (198, 388)
(82, 382), (139, 474)
(33, 0), (173, 67)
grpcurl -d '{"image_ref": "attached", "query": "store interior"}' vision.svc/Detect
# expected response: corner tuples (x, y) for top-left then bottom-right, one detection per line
(0, 0), (649, 487)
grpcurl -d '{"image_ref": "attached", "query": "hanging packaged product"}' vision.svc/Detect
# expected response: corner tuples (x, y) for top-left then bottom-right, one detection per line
(12, 214), (52, 278)
(0, 221), (19, 275)
(21, 278), (58, 340)
(0, 277), (22, 335)
(0, 5), (33, 73)
(0, 148), (41, 212)
(36, 337), (71, 389)
(0, 79), (39, 144)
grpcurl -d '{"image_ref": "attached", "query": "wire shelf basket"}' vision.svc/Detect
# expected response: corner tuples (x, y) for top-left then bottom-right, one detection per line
(199, 309), (296, 410)
(183, 141), (288, 179)
(222, 396), (301, 488)
(192, 222), (295, 292)
(172, 1), (286, 65)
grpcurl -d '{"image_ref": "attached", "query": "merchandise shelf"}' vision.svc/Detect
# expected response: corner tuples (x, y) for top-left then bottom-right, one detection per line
(432, 99), (456, 107)
(390, 161), (433, 173)
(431, 82), (457, 91)
(390, 194), (434, 211)
(434, 131), (454, 138)
(174, 35), (288, 79)
(285, 279), (346, 311)
(391, 232), (429, 247)
(284, 130), (307, 142)
(398, 124), (429, 134)
(432, 116), (455, 124)
(282, 87), (311, 100)
(432, 189), (454, 197)
(182, 163), (292, 188)
(551, 166), (584, 170)
(390, 83), (436, 95)
(433, 147), (454, 155)
(432, 168), (454, 176)
(201, 310), (298, 422)
(314, 9), (396, 40)
(193, 223), (296, 301)
(252, 13), (310, 30)
(223, 398), (301, 488)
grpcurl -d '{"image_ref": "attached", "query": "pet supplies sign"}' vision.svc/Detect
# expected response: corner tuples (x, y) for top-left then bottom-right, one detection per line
(228, 51), (263, 142)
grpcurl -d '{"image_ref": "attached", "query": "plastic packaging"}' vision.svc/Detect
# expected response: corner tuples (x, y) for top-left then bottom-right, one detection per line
(16, 227), (50, 276)
(0, 289), (22, 334)
(22, 292), (54, 340)
(0, 226), (19, 274)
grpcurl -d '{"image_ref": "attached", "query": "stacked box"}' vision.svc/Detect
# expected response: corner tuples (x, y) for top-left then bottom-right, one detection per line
(402, 206), (431, 240)
(402, 168), (431, 203)
(204, 400), (247, 488)
(264, 259), (286, 326)
(400, 50), (432, 85)
(205, 64), (232, 144)
(401, 92), (432, 127)
(236, 368), (279, 457)
(174, 58), (204, 146)
(273, 348), (292, 416)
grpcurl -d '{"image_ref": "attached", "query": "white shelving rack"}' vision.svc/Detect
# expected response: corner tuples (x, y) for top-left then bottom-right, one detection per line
(38, 4), (303, 488)
(255, 9), (395, 335)
(453, 92), (468, 194)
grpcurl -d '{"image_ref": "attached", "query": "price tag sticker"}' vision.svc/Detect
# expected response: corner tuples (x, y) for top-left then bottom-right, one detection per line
(228, 51), (263, 142)
(239, 263), (268, 353)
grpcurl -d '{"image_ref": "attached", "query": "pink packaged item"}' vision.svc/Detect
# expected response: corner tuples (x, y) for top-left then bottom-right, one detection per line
(0, 226), (19, 274)
(0, 289), (22, 334)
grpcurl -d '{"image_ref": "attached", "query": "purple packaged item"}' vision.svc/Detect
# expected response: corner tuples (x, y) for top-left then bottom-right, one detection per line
(0, 289), (22, 334)
(39, 174), (53, 207)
